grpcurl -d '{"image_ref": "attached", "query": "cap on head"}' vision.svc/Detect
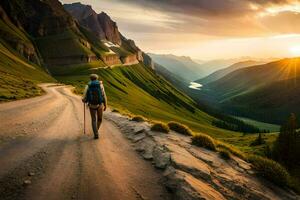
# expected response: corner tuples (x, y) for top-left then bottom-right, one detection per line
(90, 74), (98, 80)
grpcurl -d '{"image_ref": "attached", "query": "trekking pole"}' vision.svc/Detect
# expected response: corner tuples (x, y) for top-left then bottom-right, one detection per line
(83, 103), (86, 135)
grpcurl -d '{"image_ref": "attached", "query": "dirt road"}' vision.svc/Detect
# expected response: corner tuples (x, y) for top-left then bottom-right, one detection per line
(0, 84), (171, 200)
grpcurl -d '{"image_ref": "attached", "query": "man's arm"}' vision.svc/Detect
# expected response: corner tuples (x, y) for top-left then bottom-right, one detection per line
(100, 81), (107, 110)
(82, 85), (88, 103)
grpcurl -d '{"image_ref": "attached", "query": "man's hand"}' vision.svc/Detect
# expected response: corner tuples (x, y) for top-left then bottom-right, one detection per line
(103, 105), (107, 111)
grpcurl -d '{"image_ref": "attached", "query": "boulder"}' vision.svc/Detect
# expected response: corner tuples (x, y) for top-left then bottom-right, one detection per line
(152, 146), (170, 169)
(164, 168), (226, 200)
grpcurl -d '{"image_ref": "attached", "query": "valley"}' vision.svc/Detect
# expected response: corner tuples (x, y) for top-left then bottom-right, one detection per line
(0, 0), (299, 199)
(192, 58), (300, 125)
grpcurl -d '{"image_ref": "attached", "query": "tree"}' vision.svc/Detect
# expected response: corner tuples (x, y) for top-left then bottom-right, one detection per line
(250, 133), (265, 146)
(272, 113), (300, 168)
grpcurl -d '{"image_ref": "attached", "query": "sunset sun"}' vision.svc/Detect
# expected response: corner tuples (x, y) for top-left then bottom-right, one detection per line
(289, 45), (300, 57)
(1, 0), (300, 199)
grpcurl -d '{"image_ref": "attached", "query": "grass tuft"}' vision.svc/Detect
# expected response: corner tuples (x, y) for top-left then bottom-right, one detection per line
(219, 149), (231, 160)
(151, 122), (170, 133)
(248, 155), (290, 186)
(167, 121), (193, 136)
(192, 133), (216, 151)
(216, 142), (247, 161)
(131, 115), (146, 122)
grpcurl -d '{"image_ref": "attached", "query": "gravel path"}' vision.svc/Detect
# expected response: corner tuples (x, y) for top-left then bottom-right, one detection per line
(0, 84), (171, 200)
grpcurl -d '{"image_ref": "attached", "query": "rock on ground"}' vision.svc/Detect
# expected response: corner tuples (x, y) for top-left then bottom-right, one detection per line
(105, 112), (299, 200)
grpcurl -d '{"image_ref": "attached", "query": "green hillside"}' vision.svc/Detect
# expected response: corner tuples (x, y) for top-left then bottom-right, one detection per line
(53, 63), (244, 138)
(0, 9), (55, 101)
(0, 0), (279, 157)
(199, 58), (300, 124)
(0, 0), (100, 67)
(197, 60), (265, 85)
(53, 62), (281, 155)
(0, 41), (54, 101)
(35, 29), (95, 65)
(226, 77), (300, 124)
(206, 58), (300, 100)
(79, 26), (110, 55)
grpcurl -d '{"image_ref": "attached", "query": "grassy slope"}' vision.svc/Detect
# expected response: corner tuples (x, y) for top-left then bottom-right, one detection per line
(52, 62), (278, 155)
(0, 12), (55, 101)
(0, 41), (54, 101)
(198, 58), (300, 124)
(0, 0), (276, 155)
(227, 77), (300, 124)
(235, 116), (280, 132)
(197, 60), (264, 85)
(35, 29), (94, 59)
(53, 63), (239, 137)
(0, 15), (55, 101)
(207, 58), (300, 100)
(79, 26), (109, 56)
(0, 16), (29, 43)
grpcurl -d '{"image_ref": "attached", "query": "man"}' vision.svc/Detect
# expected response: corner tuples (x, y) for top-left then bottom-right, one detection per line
(82, 74), (107, 139)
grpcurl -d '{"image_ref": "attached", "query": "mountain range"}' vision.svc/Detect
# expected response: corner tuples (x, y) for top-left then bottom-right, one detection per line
(196, 60), (266, 85)
(0, 0), (152, 69)
(1, 1), (300, 197)
(149, 53), (206, 82)
(149, 54), (273, 83)
(0, 0), (218, 134)
(197, 58), (300, 124)
(2, 0), (298, 126)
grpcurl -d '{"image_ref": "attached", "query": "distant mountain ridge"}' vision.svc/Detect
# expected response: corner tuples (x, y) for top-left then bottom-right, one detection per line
(197, 60), (266, 85)
(207, 58), (300, 97)
(149, 54), (263, 82)
(201, 57), (300, 123)
(149, 53), (206, 81)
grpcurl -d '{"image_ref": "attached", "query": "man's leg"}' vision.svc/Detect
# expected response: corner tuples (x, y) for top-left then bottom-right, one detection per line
(89, 108), (98, 138)
(97, 104), (104, 131)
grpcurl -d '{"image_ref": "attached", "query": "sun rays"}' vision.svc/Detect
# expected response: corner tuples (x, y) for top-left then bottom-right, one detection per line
(278, 58), (300, 83)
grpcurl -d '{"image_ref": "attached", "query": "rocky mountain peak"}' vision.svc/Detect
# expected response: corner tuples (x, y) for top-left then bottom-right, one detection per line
(63, 2), (96, 21)
(97, 12), (121, 45)
(64, 3), (121, 45)
(1, 0), (77, 37)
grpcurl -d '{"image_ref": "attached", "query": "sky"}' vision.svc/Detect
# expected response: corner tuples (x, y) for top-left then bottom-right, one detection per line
(60, 0), (300, 60)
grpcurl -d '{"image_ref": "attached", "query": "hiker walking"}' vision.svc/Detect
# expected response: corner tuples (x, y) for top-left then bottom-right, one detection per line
(82, 74), (107, 139)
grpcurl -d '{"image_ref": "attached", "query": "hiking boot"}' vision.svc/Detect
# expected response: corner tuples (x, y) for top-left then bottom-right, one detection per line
(94, 135), (99, 139)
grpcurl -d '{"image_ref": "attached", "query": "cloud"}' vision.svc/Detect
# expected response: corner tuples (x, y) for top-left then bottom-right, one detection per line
(260, 11), (300, 33)
(112, 0), (296, 18)
(113, 0), (253, 18)
(104, 0), (300, 37)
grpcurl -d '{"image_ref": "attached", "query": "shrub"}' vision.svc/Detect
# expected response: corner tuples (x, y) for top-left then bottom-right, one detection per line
(191, 133), (216, 151)
(248, 155), (290, 186)
(250, 133), (266, 146)
(167, 121), (193, 136)
(131, 115), (146, 122)
(112, 108), (119, 113)
(151, 123), (170, 133)
(216, 142), (247, 161)
(219, 149), (231, 160)
(272, 114), (300, 168)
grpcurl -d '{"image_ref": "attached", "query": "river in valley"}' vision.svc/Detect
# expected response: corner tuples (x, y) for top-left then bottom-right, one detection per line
(189, 82), (203, 90)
